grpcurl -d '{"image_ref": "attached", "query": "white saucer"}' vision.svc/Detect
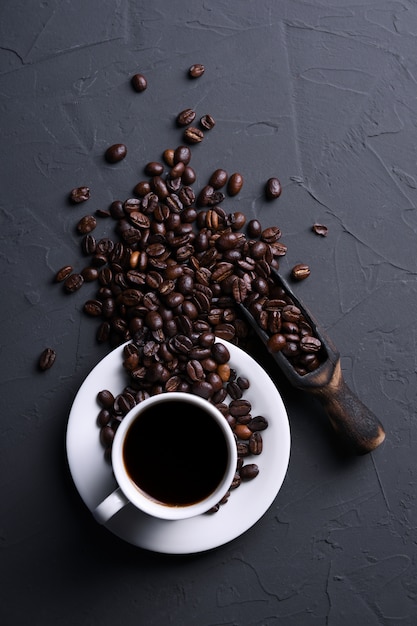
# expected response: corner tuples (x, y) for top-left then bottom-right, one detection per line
(66, 339), (291, 554)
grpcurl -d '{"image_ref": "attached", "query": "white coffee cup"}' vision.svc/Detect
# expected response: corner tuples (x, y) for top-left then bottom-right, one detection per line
(93, 392), (237, 523)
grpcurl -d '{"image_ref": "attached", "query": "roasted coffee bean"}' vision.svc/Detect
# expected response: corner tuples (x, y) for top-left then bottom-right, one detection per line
(234, 424), (252, 440)
(240, 464), (259, 481)
(38, 347), (56, 371)
(81, 234), (97, 256)
(100, 425), (115, 447)
(113, 393), (135, 415)
(96, 238), (114, 256)
(211, 342), (230, 364)
(200, 114), (215, 130)
(181, 166), (196, 185)
(229, 399), (251, 417)
(261, 226), (281, 243)
(267, 333), (286, 353)
(108, 200), (124, 219)
(227, 172), (243, 196)
(282, 305), (301, 323)
(191, 380), (214, 399)
(97, 389), (115, 409)
(188, 63), (205, 78)
(176, 108), (196, 126)
(95, 208), (111, 218)
(265, 177), (282, 199)
(97, 409), (111, 427)
(162, 148), (175, 166)
(76, 215), (97, 234)
(64, 273), (84, 293)
(249, 432), (263, 455)
(247, 219), (262, 238)
(96, 321), (110, 343)
(248, 415), (268, 431)
(186, 359), (205, 381)
(236, 443), (249, 459)
(312, 223), (328, 236)
(300, 336), (322, 352)
(174, 145), (191, 164)
(55, 265), (73, 282)
(133, 181), (151, 197)
(150, 176), (169, 199)
(131, 73), (147, 92)
(228, 211), (246, 231)
(183, 126), (204, 144)
(208, 169), (227, 190)
(169, 161), (185, 179)
(84, 299), (103, 316)
(105, 143), (127, 163)
(70, 186), (90, 204)
(197, 185), (215, 207)
(291, 263), (311, 281)
(144, 161), (164, 176)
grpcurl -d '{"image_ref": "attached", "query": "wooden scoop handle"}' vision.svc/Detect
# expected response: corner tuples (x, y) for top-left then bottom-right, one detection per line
(312, 361), (385, 454)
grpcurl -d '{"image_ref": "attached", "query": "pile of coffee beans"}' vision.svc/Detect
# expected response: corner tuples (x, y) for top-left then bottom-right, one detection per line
(57, 151), (324, 373)
(50, 66), (326, 509)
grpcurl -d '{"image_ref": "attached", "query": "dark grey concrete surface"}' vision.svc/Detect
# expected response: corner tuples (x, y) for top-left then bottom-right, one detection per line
(1, 1), (416, 624)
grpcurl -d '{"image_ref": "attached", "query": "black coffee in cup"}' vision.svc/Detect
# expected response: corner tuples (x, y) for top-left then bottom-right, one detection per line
(122, 399), (229, 506)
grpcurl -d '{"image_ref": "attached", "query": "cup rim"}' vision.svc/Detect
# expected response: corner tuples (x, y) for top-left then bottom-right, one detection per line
(111, 392), (238, 520)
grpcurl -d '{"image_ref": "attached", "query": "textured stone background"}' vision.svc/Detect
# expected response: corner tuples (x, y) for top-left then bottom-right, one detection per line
(1, 1), (416, 624)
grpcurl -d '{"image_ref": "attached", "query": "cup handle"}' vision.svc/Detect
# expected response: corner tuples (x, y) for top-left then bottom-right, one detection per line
(93, 487), (129, 524)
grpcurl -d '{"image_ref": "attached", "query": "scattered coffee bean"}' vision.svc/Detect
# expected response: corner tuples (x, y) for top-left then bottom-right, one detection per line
(69, 186), (90, 204)
(312, 223), (328, 236)
(227, 172), (243, 196)
(183, 126), (204, 144)
(144, 161), (164, 176)
(265, 177), (282, 199)
(188, 63), (205, 78)
(64, 273), (84, 293)
(209, 169), (228, 189)
(131, 73), (148, 92)
(240, 464), (259, 481)
(76, 215), (97, 234)
(291, 263), (311, 281)
(200, 114), (215, 130)
(54, 265), (73, 282)
(249, 432), (263, 455)
(38, 347), (56, 371)
(176, 108), (196, 126)
(97, 389), (115, 409)
(105, 143), (127, 164)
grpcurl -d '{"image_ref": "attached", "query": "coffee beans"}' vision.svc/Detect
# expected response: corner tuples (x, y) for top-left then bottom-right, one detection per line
(64, 273), (84, 293)
(54, 62), (326, 510)
(176, 108), (196, 126)
(131, 73), (147, 92)
(209, 169), (228, 189)
(265, 177), (282, 200)
(54, 265), (73, 282)
(312, 223), (328, 237)
(105, 143), (127, 164)
(227, 172), (243, 196)
(291, 263), (311, 281)
(200, 114), (215, 130)
(70, 186), (90, 204)
(38, 347), (56, 371)
(183, 126), (204, 144)
(77, 215), (97, 234)
(188, 63), (205, 78)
